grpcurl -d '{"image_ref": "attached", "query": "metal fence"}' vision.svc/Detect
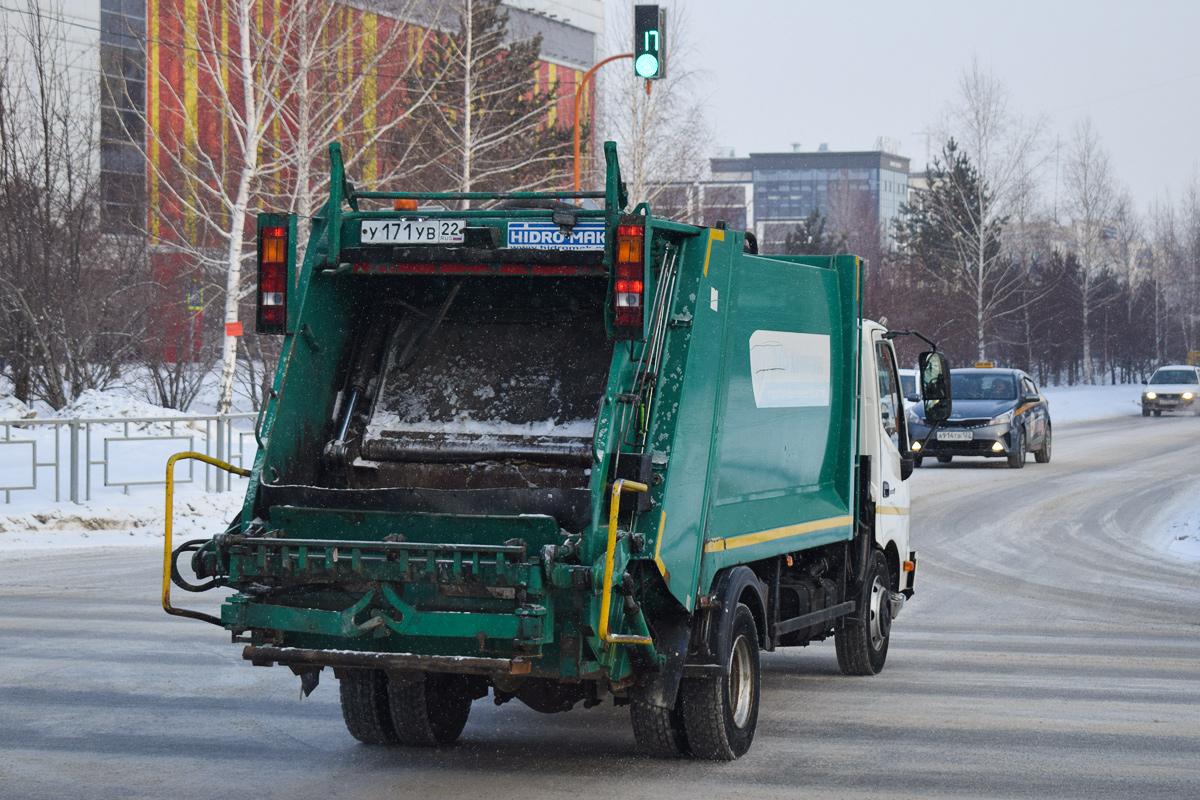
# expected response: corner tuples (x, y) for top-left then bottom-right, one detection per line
(0, 413), (258, 504)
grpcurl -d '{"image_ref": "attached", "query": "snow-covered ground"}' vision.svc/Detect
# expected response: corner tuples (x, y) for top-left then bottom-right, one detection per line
(1, 381), (1196, 561)
(1154, 490), (1200, 562)
(1040, 383), (1145, 423)
(1, 377), (256, 554)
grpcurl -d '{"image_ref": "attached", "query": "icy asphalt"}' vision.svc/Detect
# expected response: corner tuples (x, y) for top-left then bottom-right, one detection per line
(1, 413), (1198, 798)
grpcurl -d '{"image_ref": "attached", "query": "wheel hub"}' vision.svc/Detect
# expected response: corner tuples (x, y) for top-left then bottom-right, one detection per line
(868, 576), (889, 650)
(728, 634), (754, 729)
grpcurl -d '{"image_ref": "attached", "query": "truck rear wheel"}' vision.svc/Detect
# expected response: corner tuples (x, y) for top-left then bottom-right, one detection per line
(679, 603), (759, 760)
(835, 550), (891, 676)
(630, 694), (690, 758)
(387, 671), (473, 746)
(339, 669), (399, 745)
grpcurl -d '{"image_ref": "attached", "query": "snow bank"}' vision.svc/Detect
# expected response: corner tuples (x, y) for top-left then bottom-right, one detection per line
(0, 393), (36, 420)
(1153, 492), (1200, 562)
(55, 388), (191, 420)
(0, 490), (244, 554)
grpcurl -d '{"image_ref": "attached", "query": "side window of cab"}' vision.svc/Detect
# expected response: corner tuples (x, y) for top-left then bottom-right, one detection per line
(875, 342), (901, 445)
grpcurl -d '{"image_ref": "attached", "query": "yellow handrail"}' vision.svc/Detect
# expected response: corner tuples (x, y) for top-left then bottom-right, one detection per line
(163, 451), (251, 624)
(598, 478), (652, 646)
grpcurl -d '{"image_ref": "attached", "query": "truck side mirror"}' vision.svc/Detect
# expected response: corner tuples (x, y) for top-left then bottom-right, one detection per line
(918, 351), (952, 423)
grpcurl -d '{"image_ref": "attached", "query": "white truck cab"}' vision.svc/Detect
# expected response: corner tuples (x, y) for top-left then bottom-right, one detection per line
(859, 321), (918, 599)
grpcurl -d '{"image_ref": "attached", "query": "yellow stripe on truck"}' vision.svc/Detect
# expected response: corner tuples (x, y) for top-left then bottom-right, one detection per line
(704, 515), (854, 553)
(875, 505), (910, 516)
(703, 228), (724, 276)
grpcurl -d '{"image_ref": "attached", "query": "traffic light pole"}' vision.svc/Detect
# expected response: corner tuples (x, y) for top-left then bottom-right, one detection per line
(573, 53), (633, 194)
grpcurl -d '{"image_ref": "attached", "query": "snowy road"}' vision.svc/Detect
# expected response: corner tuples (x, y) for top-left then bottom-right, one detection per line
(1, 415), (1199, 798)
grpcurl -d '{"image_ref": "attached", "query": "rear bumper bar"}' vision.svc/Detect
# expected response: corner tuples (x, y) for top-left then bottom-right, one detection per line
(243, 645), (533, 676)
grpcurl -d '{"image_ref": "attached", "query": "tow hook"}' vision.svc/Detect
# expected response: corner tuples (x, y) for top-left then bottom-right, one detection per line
(889, 591), (906, 620)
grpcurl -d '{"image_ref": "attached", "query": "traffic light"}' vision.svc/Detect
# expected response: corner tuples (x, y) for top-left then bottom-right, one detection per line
(633, 5), (666, 80)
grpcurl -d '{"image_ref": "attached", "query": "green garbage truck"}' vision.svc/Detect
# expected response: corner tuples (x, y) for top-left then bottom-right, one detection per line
(164, 141), (951, 760)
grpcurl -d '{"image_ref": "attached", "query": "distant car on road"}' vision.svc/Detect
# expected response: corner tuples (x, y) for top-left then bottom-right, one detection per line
(1141, 365), (1200, 416)
(908, 366), (1051, 469)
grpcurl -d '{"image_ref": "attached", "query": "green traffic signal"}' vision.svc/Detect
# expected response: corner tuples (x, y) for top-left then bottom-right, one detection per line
(633, 5), (666, 80)
(635, 53), (660, 79)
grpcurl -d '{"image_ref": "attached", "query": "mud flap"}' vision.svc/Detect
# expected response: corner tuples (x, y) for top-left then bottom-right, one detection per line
(628, 609), (691, 709)
(679, 566), (768, 681)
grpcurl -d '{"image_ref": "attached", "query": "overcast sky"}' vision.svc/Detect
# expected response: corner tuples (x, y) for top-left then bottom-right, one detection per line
(604, 0), (1200, 211)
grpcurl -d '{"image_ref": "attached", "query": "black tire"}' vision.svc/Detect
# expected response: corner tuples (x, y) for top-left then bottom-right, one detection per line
(936, 455), (953, 464)
(835, 550), (891, 676)
(1142, 406), (1150, 417)
(913, 456), (923, 468)
(1153, 409), (1162, 417)
(631, 693), (690, 758)
(1007, 429), (1026, 469)
(680, 604), (760, 760)
(387, 671), (473, 746)
(1034, 424), (1052, 463)
(339, 669), (399, 745)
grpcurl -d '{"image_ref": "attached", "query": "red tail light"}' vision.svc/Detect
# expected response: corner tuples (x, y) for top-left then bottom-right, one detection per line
(257, 222), (289, 334)
(614, 223), (644, 334)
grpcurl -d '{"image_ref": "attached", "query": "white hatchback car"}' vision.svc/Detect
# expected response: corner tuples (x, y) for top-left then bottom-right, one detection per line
(1142, 365), (1200, 416)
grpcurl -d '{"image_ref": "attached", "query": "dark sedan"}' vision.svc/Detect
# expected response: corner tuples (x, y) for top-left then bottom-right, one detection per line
(906, 368), (1051, 469)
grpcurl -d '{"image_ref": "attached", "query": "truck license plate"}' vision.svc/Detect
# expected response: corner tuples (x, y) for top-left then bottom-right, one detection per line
(936, 430), (973, 442)
(360, 219), (465, 245)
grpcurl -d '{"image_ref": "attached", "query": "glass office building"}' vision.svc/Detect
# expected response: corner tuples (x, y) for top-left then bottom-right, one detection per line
(711, 149), (910, 248)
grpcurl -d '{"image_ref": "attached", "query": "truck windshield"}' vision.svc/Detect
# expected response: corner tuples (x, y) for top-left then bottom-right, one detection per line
(1150, 369), (1198, 385)
(950, 373), (1016, 400)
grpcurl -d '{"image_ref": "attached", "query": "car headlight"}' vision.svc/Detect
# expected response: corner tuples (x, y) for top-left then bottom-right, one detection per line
(988, 410), (1014, 426)
(1184, 392), (1195, 400)
(1145, 391), (1157, 400)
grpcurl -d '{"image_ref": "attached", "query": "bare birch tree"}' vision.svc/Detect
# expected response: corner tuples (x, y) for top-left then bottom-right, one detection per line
(136, 0), (434, 412)
(596, 4), (710, 211)
(266, 0), (443, 259)
(401, 0), (574, 201)
(936, 58), (1046, 360)
(1063, 117), (1117, 384)
(0, 1), (151, 408)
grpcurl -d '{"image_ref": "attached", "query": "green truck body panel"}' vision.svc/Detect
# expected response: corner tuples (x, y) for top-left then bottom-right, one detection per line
(196, 142), (865, 693)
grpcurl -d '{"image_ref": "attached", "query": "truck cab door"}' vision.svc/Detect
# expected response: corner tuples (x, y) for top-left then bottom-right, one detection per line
(871, 335), (910, 553)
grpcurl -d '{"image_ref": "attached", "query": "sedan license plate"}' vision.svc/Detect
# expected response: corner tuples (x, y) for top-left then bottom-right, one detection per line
(360, 219), (465, 245)
(936, 430), (973, 442)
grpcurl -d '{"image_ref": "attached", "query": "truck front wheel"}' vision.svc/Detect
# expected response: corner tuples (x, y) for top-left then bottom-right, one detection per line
(679, 603), (759, 760)
(339, 669), (399, 745)
(835, 550), (891, 676)
(387, 671), (473, 746)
